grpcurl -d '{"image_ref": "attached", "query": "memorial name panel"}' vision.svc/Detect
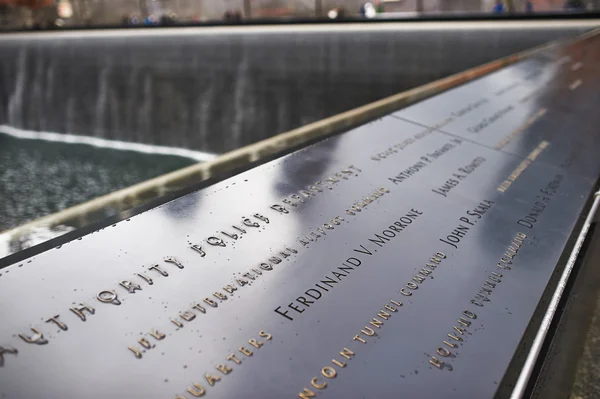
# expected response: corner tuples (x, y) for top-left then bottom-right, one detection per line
(393, 51), (600, 181)
(0, 37), (599, 399)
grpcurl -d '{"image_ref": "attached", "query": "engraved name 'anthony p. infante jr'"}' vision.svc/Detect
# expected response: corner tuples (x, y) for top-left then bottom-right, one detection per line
(388, 139), (462, 185)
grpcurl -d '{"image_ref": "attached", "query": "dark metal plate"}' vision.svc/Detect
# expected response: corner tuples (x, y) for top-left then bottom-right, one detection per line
(0, 36), (599, 399)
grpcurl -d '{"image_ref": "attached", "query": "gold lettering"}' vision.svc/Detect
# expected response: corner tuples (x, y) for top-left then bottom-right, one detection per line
(321, 366), (337, 379)
(128, 346), (142, 358)
(138, 338), (152, 349)
(136, 273), (153, 285)
(437, 347), (451, 357)
(149, 264), (169, 276)
(239, 346), (253, 356)
(119, 280), (142, 293)
(453, 325), (465, 335)
(299, 388), (317, 399)
(192, 303), (206, 313)
(443, 340), (457, 348)
(187, 383), (206, 397)
(457, 317), (471, 327)
(353, 335), (366, 344)
(447, 333), (463, 342)
(332, 359), (346, 368)
(223, 285), (238, 294)
(165, 257), (184, 269)
(311, 377), (327, 389)
(259, 331), (273, 340)
(249, 339), (263, 349)
(384, 304), (397, 312)
(97, 290), (121, 305)
(390, 300), (403, 307)
(45, 315), (68, 331)
(18, 327), (48, 345)
(377, 310), (391, 320)
(400, 288), (412, 296)
(180, 311), (196, 322)
(361, 327), (375, 336)
(216, 364), (233, 375)
(171, 319), (184, 328)
(429, 357), (444, 369)
(70, 303), (95, 321)
(227, 353), (242, 364)
(213, 292), (227, 301)
(369, 318), (383, 329)
(150, 329), (166, 340)
(340, 348), (355, 359)
(204, 298), (218, 308)
(463, 310), (477, 319)
(205, 373), (221, 386)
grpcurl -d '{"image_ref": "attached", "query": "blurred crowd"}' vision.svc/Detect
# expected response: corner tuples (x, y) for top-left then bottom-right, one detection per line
(0, 0), (598, 30)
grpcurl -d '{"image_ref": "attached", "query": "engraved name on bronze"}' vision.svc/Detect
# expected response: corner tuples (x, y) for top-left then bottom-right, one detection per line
(174, 331), (273, 398)
(439, 200), (494, 249)
(388, 138), (462, 185)
(275, 208), (425, 321)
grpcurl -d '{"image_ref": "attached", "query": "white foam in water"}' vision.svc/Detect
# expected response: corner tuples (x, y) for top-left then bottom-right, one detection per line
(0, 125), (217, 162)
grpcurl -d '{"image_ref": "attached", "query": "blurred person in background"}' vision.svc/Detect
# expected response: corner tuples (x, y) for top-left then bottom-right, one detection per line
(564, 0), (586, 10)
(525, 0), (534, 12)
(493, 0), (505, 13)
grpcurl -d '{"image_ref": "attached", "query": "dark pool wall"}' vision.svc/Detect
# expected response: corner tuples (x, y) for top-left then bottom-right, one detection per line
(0, 23), (593, 154)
